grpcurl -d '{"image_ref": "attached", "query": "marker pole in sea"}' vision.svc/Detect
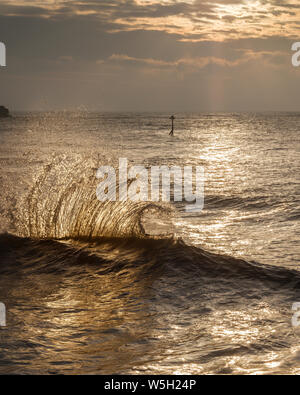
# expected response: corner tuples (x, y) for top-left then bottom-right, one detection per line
(169, 115), (175, 136)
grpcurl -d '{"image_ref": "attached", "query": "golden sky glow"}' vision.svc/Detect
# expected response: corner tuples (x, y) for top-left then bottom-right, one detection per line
(1, 0), (300, 41)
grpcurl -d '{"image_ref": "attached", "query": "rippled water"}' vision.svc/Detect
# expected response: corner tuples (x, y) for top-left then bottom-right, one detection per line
(0, 112), (299, 374)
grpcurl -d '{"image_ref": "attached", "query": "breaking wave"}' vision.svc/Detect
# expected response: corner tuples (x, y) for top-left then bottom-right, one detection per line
(8, 155), (175, 240)
(1, 154), (299, 289)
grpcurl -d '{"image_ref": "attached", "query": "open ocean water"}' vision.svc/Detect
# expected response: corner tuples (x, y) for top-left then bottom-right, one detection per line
(0, 111), (299, 374)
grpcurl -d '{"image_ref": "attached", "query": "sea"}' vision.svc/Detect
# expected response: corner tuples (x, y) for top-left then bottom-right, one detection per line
(0, 111), (299, 374)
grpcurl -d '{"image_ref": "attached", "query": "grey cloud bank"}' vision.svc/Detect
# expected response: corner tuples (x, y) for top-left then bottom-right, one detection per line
(0, 1), (299, 111)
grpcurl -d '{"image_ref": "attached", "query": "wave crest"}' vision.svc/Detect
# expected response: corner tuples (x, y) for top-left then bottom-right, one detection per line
(14, 155), (175, 240)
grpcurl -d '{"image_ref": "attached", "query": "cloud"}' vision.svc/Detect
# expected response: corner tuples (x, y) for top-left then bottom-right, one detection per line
(107, 53), (240, 69)
(0, 1), (299, 111)
(106, 49), (290, 73)
(0, 0), (299, 41)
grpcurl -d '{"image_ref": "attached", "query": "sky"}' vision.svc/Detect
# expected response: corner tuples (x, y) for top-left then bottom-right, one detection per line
(0, 0), (299, 111)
